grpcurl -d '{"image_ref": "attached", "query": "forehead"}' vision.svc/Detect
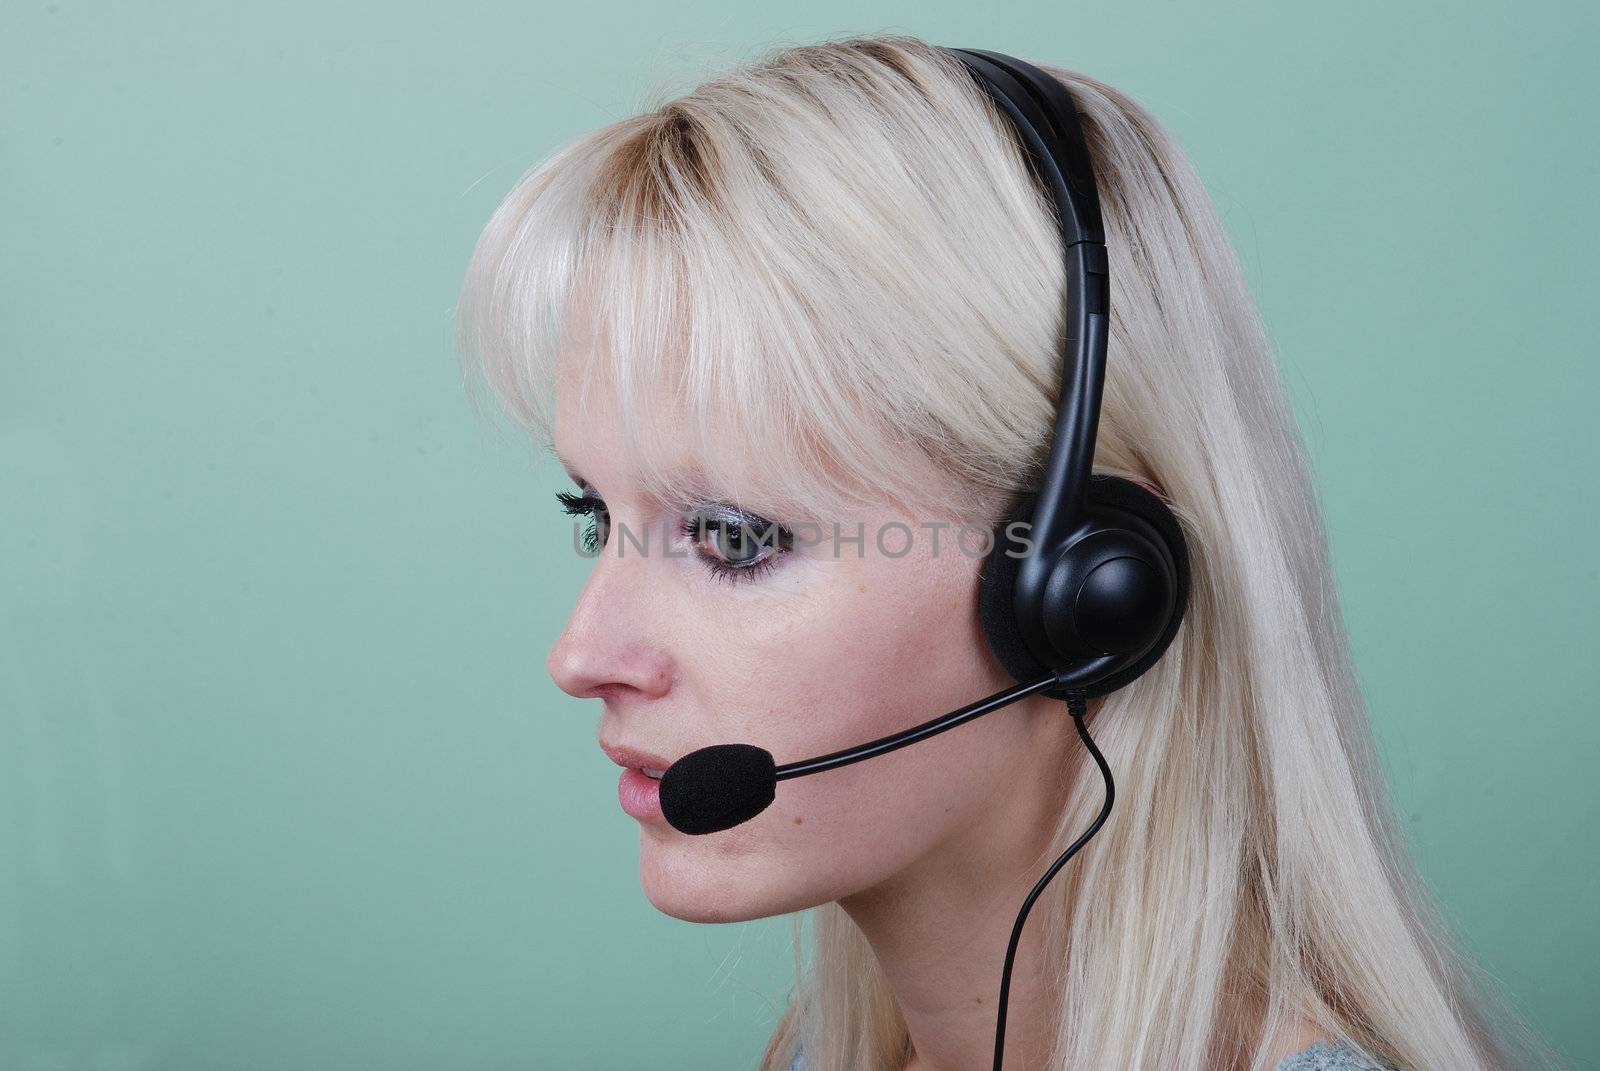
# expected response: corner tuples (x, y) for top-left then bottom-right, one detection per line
(545, 301), (956, 524)
(550, 375), (720, 507)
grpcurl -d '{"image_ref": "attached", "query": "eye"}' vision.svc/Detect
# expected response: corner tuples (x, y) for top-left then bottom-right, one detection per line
(680, 511), (793, 585)
(555, 489), (609, 553)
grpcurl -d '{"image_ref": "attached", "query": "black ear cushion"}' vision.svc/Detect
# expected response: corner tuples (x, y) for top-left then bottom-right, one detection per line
(979, 496), (1052, 690)
(978, 474), (1191, 699)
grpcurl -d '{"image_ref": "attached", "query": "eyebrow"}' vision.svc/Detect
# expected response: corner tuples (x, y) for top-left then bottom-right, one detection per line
(553, 451), (589, 491)
(553, 448), (759, 517)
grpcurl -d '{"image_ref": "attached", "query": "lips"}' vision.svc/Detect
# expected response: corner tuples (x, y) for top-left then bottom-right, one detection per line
(617, 767), (665, 821)
(601, 740), (678, 822)
(599, 740), (676, 777)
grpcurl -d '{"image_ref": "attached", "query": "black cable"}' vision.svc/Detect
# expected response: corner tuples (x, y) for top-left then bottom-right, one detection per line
(990, 687), (1115, 1071)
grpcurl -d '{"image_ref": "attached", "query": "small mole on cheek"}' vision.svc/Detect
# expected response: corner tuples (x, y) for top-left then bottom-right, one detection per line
(793, 816), (803, 825)
(975, 996), (984, 1005)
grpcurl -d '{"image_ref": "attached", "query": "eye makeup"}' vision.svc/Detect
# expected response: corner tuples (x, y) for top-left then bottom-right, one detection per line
(679, 505), (794, 585)
(553, 489), (794, 584)
(555, 488), (609, 554)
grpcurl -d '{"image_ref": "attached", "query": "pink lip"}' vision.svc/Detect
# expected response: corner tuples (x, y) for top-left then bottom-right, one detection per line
(618, 767), (665, 822)
(599, 740), (675, 772)
(600, 739), (675, 823)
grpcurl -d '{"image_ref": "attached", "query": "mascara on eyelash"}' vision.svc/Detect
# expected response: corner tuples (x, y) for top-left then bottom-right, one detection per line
(553, 489), (793, 573)
(557, 490), (788, 541)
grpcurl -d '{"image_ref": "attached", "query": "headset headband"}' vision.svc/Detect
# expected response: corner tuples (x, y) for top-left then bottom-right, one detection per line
(944, 47), (1114, 670)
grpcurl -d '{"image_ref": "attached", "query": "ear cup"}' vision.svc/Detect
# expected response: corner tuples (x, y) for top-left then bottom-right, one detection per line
(978, 474), (1190, 699)
(979, 497), (1054, 690)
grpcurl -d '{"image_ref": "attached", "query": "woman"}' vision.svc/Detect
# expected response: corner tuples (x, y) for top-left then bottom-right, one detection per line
(454, 33), (1558, 1071)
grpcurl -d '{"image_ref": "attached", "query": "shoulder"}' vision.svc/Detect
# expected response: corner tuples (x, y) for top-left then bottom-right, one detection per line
(1276, 1038), (1398, 1071)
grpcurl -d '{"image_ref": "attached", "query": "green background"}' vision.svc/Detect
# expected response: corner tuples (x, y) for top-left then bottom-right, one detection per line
(3, 2), (1594, 1068)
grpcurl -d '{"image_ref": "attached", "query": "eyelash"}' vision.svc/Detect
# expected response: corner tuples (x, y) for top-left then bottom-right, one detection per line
(554, 489), (793, 585)
(555, 490), (608, 554)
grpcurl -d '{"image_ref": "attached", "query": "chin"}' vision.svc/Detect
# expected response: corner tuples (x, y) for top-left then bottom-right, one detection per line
(646, 888), (761, 924)
(636, 835), (796, 923)
(640, 869), (768, 923)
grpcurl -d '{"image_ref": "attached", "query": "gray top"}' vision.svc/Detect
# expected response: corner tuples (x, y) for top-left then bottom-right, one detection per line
(1276, 1039), (1397, 1070)
(787, 1037), (1396, 1070)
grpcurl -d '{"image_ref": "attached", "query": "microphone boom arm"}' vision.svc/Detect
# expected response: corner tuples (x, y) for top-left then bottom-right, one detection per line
(773, 661), (1110, 781)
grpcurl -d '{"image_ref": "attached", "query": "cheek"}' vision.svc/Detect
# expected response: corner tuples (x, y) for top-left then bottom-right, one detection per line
(636, 734), (980, 923)
(771, 656), (1010, 884)
(636, 554), (1016, 918)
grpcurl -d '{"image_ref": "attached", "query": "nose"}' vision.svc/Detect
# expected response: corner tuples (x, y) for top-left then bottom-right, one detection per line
(546, 552), (675, 702)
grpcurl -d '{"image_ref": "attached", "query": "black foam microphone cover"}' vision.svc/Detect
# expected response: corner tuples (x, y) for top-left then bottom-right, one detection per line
(659, 743), (778, 835)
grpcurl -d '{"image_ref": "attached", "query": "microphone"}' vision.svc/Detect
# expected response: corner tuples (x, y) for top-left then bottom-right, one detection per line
(659, 671), (1081, 835)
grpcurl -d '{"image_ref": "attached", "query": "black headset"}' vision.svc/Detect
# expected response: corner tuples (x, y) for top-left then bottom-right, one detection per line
(655, 46), (1193, 1071)
(946, 46), (1191, 704)
(951, 47), (1193, 1069)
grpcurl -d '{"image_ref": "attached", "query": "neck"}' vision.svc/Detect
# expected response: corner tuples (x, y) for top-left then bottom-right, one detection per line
(836, 698), (1083, 1071)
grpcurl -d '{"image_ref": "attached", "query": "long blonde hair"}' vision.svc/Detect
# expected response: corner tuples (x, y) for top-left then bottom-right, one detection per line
(454, 32), (1563, 1071)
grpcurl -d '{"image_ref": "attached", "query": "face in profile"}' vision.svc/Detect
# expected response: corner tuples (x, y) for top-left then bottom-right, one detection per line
(545, 374), (1071, 925)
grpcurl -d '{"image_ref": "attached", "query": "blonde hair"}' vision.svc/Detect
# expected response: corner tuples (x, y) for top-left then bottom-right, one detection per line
(455, 32), (1563, 1071)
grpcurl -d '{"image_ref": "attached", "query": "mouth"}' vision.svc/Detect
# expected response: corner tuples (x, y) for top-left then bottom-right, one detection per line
(618, 766), (666, 821)
(599, 739), (676, 778)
